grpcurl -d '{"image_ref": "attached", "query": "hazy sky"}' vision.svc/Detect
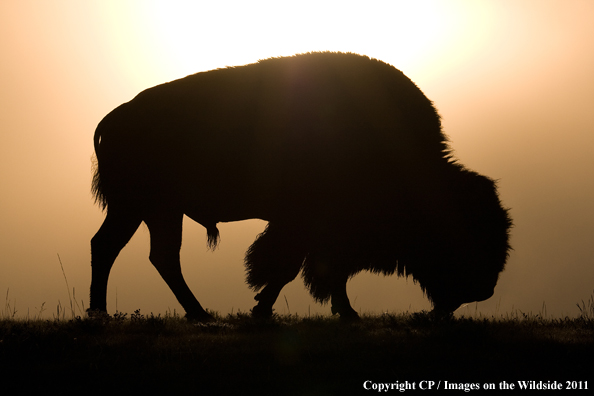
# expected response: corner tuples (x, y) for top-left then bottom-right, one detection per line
(1, 0), (593, 319)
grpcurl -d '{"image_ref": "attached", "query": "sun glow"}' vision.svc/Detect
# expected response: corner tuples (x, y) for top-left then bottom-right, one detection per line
(98, 1), (497, 86)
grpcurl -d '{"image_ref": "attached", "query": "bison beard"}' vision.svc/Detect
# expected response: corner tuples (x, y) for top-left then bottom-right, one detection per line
(90, 51), (512, 321)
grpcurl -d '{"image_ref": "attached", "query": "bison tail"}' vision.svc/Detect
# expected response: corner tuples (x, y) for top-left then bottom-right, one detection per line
(91, 127), (108, 211)
(206, 225), (220, 250)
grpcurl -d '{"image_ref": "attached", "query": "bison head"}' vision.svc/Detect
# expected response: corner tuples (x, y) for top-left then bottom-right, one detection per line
(407, 164), (512, 314)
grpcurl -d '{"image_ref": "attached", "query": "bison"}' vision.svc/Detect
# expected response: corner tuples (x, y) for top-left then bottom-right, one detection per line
(90, 52), (512, 321)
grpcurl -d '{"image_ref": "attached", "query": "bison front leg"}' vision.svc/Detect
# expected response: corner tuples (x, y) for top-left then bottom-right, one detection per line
(144, 211), (214, 322)
(245, 222), (307, 318)
(89, 207), (142, 317)
(252, 284), (285, 318)
(330, 275), (360, 321)
(250, 256), (303, 318)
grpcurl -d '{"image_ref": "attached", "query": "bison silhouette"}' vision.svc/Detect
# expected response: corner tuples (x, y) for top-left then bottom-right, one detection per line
(90, 52), (512, 321)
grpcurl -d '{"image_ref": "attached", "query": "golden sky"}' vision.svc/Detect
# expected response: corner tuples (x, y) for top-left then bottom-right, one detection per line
(1, 0), (593, 318)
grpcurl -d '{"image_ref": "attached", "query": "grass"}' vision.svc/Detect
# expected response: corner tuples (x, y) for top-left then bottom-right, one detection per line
(1, 309), (592, 394)
(3, 258), (593, 393)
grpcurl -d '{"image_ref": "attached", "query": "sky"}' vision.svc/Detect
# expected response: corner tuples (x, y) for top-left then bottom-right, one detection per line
(1, 0), (593, 319)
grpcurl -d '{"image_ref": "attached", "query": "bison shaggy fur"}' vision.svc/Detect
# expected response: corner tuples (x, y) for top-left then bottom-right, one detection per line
(90, 52), (512, 321)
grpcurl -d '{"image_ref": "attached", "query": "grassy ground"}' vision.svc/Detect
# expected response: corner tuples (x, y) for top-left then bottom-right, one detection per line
(1, 311), (592, 394)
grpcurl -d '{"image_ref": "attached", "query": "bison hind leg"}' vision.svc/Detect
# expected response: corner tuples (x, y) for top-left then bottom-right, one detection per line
(145, 211), (214, 322)
(89, 206), (142, 315)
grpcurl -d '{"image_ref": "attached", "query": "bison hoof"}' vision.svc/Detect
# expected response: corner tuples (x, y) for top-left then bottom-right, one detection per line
(251, 304), (273, 318)
(430, 309), (454, 321)
(339, 311), (361, 322)
(87, 308), (110, 320)
(331, 306), (361, 322)
(185, 311), (215, 323)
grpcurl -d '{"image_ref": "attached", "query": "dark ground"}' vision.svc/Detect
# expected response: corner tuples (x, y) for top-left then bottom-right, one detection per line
(0, 312), (592, 394)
